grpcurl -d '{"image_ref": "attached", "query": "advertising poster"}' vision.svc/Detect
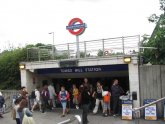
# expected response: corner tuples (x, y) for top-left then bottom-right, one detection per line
(144, 99), (157, 120)
(122, 100), (133, 120)
(164, 101), (165, 121)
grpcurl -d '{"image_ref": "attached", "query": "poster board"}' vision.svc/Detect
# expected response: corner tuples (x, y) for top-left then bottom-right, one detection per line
(122, 100), (133, 120)
(144, 99), (157, 120)
(164, 101), (165, 121)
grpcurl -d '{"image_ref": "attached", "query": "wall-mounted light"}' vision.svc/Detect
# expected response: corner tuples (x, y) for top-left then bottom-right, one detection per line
(19, 64), (25, 69)
(123, 57), (131, 63)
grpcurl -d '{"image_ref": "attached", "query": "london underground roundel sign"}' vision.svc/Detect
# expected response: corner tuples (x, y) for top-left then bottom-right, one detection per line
(66, 18), (87, 36)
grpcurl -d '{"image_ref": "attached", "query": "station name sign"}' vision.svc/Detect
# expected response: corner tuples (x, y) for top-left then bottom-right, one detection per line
(60, 67), (102, 73)
(36, 64), (128, 74)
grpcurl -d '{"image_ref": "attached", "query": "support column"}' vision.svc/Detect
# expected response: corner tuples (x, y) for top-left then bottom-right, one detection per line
(128, 63), (140, 108)
(20, 70), (36, 93)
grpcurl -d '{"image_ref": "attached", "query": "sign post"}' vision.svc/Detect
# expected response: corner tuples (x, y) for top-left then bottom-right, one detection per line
(144, 99), (157, 120)
(76, 35), (80, 58)
(66, 18), (87, 58)
(122, 100), (133, 120)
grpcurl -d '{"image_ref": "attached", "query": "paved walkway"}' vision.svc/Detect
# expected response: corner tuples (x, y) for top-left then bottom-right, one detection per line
(0, 110), (164, 124)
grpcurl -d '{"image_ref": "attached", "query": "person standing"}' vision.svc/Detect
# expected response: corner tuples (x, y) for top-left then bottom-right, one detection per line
(102, 87), (111, 117)
(93, 81), (104, 114)
(111, 79), (124, 117)
(20, 87), (28, 99)
(58, 86), (69, 117)
(83, 78), (90, 90)
(18, 98), (33, 124)
(14, 98), (22, 124)
(81, 86), (90, 124)
(48, 83), (57, 109)
(0, 92), (5, 118)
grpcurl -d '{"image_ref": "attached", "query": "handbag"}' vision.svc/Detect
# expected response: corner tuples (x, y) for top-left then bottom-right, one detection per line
(22, 108), (36, 124)
(11, 108), (16, 120)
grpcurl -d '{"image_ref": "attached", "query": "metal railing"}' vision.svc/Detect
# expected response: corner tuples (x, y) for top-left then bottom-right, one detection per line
(1, 90), (19, 112)
(27, 35), (140, 61)
(132, 97), (165, 124)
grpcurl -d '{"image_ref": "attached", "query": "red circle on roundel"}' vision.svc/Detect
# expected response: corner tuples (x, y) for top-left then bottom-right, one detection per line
(68, 18), (85, 36)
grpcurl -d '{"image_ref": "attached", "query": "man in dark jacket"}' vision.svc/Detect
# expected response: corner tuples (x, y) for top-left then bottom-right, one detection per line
(81, 86), (90, 124)
(41, 84), (50, 113)
(0, 92), (5, 118)
(111, 79), (124, 116)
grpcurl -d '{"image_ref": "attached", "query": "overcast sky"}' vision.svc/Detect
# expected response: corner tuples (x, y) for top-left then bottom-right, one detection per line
(0, 0), (161, 51)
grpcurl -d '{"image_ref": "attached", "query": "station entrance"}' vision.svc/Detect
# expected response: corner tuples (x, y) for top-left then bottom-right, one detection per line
(37, 64), (130, 93)
(37, 64), (130, 109)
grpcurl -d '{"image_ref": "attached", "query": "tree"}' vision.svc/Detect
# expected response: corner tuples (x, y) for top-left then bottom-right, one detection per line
(141, 1), (165, 64)
(0, 43), (53, 89)
(0, 48), (26, 89)
(97, 49), (104, 56)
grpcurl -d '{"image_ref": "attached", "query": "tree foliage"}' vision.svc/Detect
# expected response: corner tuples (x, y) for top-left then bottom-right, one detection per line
(141, 1), (165, 64)
(0, 48), (26, 89)
(0, 43), (51, 89)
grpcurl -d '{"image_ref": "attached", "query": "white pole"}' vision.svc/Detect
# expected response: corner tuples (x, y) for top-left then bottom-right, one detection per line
(52, 32), (54, 59)
(76, 35), (80, 58)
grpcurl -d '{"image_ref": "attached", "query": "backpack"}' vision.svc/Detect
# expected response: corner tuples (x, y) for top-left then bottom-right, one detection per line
(58, 91), (69, 101)
(31, 91), (36, 99)
(104, 92), (110, 103)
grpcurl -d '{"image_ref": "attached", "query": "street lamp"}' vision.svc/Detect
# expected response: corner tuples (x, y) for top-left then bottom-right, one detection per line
(49, 32), (54, 59)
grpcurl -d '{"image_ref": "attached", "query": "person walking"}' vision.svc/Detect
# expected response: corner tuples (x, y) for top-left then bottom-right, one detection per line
(93, 81), (104, 114)
(41, 84), (50, 113)
(58, 86), (69, 117)
(0, 92), (5, 118)
(81, 86), (90, 124)
(48, 83), (57, 109)
(31, 88), (42, 112)
(72, 84), (79, 109)
(111, 79), (124, 117)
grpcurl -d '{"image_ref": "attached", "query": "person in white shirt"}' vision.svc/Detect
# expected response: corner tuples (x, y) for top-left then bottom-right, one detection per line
(48, 83), (57, 109)
(31, 88), (41, 112)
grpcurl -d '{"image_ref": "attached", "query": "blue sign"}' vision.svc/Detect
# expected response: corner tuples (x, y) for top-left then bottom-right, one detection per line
(66, 23), (86, 30)
(122, 100), (133, 104)
(144, 99), (157, 120)
(36, 64), (128, 74)
(122, 100), (133, 120)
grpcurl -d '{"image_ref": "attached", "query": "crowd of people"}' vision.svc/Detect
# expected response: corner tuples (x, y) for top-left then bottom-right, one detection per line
(0, 78), (125, 124)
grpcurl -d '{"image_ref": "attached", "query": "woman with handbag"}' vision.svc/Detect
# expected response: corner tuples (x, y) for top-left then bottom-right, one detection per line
(18, 98), (35, 124)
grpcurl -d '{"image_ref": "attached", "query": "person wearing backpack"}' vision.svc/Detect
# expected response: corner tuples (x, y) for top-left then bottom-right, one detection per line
(102, 87), (111, 117)
(31, 88), (42, 112)
(58, 86), (69, 117)
(0, 92), (5, 118)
